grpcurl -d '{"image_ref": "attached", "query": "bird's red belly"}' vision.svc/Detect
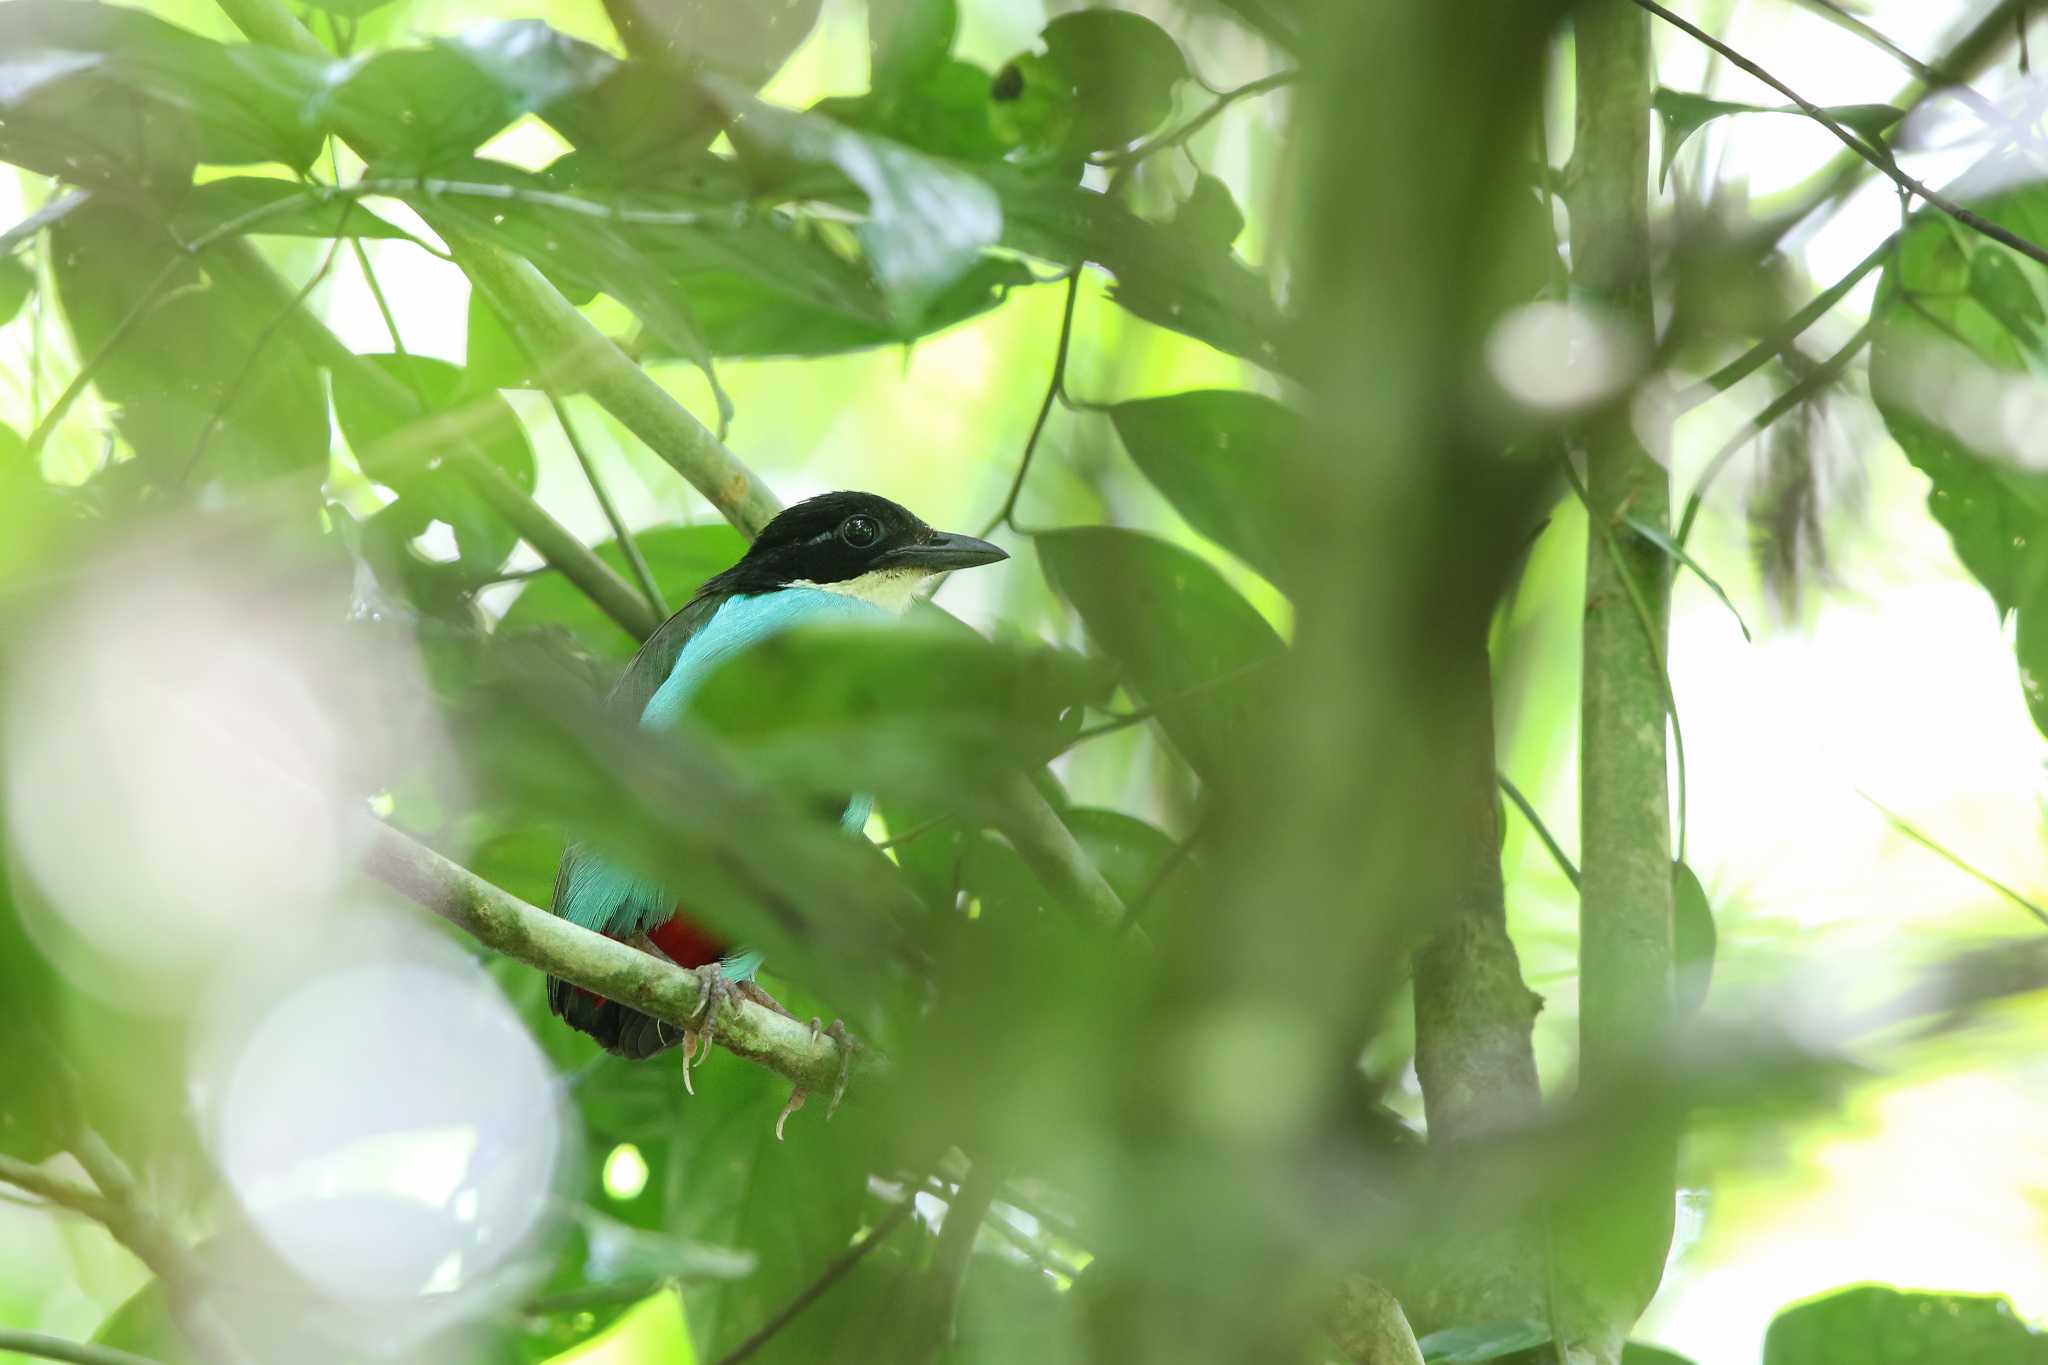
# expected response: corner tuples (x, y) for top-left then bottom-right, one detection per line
(646, 911), (727, 969)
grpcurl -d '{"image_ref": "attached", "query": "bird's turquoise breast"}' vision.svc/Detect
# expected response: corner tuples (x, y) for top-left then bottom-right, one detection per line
(640, 588), (885, 732)
(556, 589), (884, 943)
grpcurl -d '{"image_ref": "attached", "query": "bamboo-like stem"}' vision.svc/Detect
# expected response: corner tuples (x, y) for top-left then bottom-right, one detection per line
(1557, 4), (1677, 1361)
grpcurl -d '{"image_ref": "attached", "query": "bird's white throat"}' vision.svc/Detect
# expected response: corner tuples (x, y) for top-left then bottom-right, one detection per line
(791, 568), (928, 615)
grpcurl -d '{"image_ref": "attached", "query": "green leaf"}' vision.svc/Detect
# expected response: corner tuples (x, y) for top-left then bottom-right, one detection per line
(1763, 1285), (2048, 1364)
(51, 199), (329, 486)
(1672, 860), (1716, 1019)
(304, 0), (399, 17)
(706, 77), (1003, 323)
(1036, 526), (1284, 778)
(1623, 1346), (1699, 1365)
(1653, 87), (1903, 189)
(868, 0), (956, 92)
(1040, 10), (1188, 152)
(0, 254), (30, 325)
(1109, 390), (1299, 586)
(1418, 1319), (1551, 1363)
(500, 524), (749, 661)
(169, 178), (408, 244)
(687, 623), (1110, 813)
(993, 11), (1189, 157)
(0, 2), (328, 180)
(92, 1277), (196, 1364)
(393, 159), (732, 427)
(816, 58), (1007, 162)
(1622, 514), (1751, 642)
(989, 164), (1288, 372)
(601, 0), (824, 84)
(658, 1062), (877, 1362)
(670, 254), (1033, 358)
(314, 22), (618, 167)
(331, 353), (536, 578)
(1872, 186), (2048, 738)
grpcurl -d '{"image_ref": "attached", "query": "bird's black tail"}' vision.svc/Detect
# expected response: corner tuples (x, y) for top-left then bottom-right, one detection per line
(546, 974), (679, 1061)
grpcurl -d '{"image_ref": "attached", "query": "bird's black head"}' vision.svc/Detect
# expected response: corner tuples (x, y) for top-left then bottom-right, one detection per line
(700, 491), (1007, 610)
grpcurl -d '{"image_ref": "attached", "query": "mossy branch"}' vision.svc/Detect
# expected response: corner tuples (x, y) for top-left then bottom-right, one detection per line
(362, 820), (868, 1095)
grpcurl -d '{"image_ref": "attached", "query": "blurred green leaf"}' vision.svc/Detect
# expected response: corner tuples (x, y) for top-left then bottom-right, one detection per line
(331, 353), (536, 578)
(1672, 860), (1716, 1019)
(817, 58), (1008, 162)
(688, 623), (1110, 814)
(304, 0), (400, 17)
(1763, 1284), (2048, 1363)
(1060, 807), (1179, 911)
(1653, 88), (1903, 189)
(1872, 188), (2048, 737)
(1169, 173), (1247, 252)
(992, 11), (1187, 158)
(51, 199), (329, 486)
(707, 77), (1003, 323)
(1039, 10), (1187, 153)
(0, 255), (31, 325)
(1109, 390), (1299, 586)
(92, 1277), (196, 1364)
(1417, 1319), (1550, 1362)
(676, 254), (1034, 358)
(314, 21), (618, 167)
(0, 2), (328, 183)
(1037, 527), (1284, 778)
(500, 524), (748, 662)
(868, 0), (956, 91)
(989, 165), (1288, 372)
(600, 0), (823, 84)
(1623, 1346), (1699, 1365)
(662, 1062), (876, 1362)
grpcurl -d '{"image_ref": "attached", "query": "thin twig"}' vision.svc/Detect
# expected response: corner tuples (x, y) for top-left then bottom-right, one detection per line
(1860, 792), (2048, 930)
(712, 1198), (917, 1365)
(1634, 0), (2048, 269)
(1675, 315), (1874, 547)
(1675, 232), (1892, 414)
(184, 225), (349, 482)
(1498, 771), (1581, 889)
(1095, 71), (1298, 169)
(877, 813), (952, 851)
(1062, 654), (1281, 752)
(980, 270), (1081, 539)
(0, 1155), (114, 1223)
(527, 357), (667, 618)
(1118, 822), (1203, 936)
(0, 1330), (167, 1365)
(911, 1160), (999, 1365)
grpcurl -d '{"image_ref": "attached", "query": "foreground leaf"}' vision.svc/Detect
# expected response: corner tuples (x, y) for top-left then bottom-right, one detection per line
(1109, 389), (1299, 586)
(1036, 527), (1285, 778)
(1763, 1284), (2048, 1363)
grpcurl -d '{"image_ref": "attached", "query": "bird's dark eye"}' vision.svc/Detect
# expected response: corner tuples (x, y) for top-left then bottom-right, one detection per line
(839, 515), (881, 548)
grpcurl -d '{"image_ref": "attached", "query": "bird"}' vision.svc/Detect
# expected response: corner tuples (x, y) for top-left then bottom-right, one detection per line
(545, 491), (1008, 1075)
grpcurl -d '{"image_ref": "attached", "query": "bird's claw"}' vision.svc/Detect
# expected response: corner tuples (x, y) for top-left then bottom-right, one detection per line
(809, 1017), (860, 1118)
(679, 962), (739, 1096)
(774, 1086), (807, 1141)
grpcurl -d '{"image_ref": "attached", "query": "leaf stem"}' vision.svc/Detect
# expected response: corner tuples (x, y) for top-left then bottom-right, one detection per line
(711, 1196), (917, 1365)
(1634, 0), (2048, 268)
(1498, 771), (1581, 889)
(980, 270), (1081, 539)
(1860, 792), (2048, 930)
(1095, 70), (1299, 170)
(0, 1331), (168, 1365)
(1675, 315), (1874, 548)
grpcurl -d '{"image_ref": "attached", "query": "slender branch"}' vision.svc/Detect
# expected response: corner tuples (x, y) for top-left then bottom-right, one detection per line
(1633, 0), (2048, 269)
(990, 772), (1131, 936)
(184, 226), (349, 482)
(0, 1155), (113, 1222)
(711, 1197), (917, 1365)
(1061, 655), (1281, 751)
(1675, 232), (1891, 414)
(1498, 771), (1581, 889)
(1675, 316), (1874, 548)
(910, 1161), (999, 1365)
(1860, 792), (2048, 930)
(361, 819), (868, 1094)
(444, 233), (780, 538)
(1118, 822), (1202, 937)
(1787, 0), (2004, 124)
(979, 270), (1080, 539)
(21, 253), (185, 462)
(1095, 71), (1299, 169)
(0, 1331), (167, 1365)
(529, 353), (668, 618)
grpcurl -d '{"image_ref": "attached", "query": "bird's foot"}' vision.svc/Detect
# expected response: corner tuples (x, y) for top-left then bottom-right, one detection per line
(808, 1017), (861, 1118)
(679, 962), (741, 1096)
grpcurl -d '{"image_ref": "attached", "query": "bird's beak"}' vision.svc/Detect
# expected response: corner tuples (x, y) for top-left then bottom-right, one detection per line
(886, 530), (1009, 574)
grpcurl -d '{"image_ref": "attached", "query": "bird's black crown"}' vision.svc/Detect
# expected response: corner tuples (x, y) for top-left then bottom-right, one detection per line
(697, 491), (1006, 599)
